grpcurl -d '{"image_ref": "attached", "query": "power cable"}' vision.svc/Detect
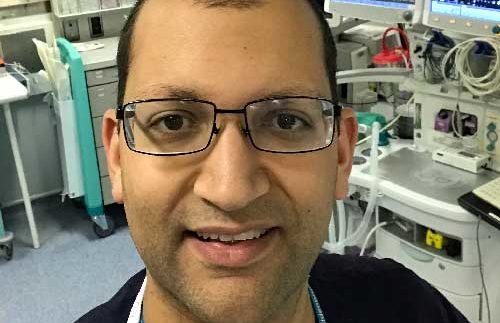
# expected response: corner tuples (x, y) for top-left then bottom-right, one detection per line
(442, 37), (500, 97)
(476, 219), (491, 323)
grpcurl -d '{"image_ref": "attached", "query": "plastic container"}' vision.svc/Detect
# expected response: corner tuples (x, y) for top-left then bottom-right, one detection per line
(372, 27), (411, 68)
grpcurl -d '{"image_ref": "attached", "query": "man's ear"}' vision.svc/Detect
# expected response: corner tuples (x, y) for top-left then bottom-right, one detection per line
(335, 108), (358, 200)
(102, 109), (124, 204)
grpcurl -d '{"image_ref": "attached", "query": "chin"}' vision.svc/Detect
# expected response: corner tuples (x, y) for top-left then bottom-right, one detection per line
(189, 299), (270, 323)
(176, 276), (280, 323)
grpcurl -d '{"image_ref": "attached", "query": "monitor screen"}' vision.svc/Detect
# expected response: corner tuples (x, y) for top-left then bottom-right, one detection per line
(330, 0), (421, 23)
(424, 0), (500, 36)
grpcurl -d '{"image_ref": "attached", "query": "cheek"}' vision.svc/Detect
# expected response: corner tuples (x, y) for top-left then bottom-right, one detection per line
(270, 150), (337, 207)
(266, 150), (337, 238)
(119, 150), (197, 245)
(121, 148), (198, 211)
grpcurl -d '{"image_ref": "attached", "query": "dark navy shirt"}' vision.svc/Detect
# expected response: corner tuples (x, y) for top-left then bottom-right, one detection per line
(76, 254), (470, 323)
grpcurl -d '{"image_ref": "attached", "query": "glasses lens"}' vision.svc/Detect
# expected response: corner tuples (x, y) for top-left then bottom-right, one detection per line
(246, 98), (335, 152)
(123, 100), (215, 155)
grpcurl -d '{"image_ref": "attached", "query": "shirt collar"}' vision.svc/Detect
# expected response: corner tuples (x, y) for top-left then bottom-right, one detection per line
(127, 275), (147, 323)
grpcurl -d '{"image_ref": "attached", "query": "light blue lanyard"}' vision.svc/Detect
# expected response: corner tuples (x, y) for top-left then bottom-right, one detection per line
(140, 285), (326, 323)
(140, 302), (144, 323)
(308, 285), (327, 323)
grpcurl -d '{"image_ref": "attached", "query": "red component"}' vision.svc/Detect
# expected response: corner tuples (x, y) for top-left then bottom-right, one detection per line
(372, 27), (411, 67)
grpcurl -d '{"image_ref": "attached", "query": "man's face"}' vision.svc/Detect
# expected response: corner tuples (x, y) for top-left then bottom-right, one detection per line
(105, 1), (355, 322)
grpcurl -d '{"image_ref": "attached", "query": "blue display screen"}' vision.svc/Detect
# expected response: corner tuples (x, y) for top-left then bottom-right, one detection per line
(431, 0), (500, 22)
(336, 0), (414, 9)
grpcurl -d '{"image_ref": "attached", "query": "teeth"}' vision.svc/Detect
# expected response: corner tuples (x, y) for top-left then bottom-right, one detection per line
(232, 231), (252, 241)
(195, 229), (269, 242)
(219, 234), (233, 242)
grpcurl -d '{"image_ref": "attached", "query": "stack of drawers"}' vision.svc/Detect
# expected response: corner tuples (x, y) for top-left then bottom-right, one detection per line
(85, 66), (117, 205)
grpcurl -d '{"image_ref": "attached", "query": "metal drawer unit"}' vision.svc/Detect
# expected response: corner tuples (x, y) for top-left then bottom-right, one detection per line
(58, 37), (119, 238)
(88, 81), (118, 117)
(85, 67), (117, 206)
(86, 67), (118, 87)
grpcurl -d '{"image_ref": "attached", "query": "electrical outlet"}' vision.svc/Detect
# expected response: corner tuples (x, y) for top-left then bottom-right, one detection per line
(63, 19), (80, 42)
(484, 109), (500, 171)
(89, 16), (104, 38)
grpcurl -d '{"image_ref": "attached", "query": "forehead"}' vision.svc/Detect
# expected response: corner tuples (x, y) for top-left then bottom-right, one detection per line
(126, 0), (329, 104)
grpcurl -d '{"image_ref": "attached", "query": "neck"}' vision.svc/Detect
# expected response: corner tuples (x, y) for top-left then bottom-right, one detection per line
(143, 272), (316, 323)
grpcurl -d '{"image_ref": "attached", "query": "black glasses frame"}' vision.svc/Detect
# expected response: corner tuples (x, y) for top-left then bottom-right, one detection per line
(116, 95), (343, 157)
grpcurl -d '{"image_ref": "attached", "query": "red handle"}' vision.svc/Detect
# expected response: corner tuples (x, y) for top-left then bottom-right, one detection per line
(382, 27), (409, 52)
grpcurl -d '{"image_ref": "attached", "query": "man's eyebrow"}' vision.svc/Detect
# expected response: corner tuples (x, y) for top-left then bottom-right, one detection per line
(133, 84), (204, 100)
(264, 87), (325, 99)
(132, 84), (326, 102)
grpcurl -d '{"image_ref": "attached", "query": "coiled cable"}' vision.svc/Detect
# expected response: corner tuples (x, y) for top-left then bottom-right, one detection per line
(441, 37), (500, 97)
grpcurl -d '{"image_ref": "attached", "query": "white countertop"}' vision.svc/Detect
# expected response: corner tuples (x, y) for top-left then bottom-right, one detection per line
(0, 72), (28, 105)
(349, 138), (498, 223)
(75, 37), (120, 71)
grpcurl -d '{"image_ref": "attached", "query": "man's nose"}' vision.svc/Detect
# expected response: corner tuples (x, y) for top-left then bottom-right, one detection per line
(193, 122), (270, 212)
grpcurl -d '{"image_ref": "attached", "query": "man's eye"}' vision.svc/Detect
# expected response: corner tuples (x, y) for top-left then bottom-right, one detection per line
(272, 113), (308, 130)
(150, 113), (194, 132)
(162, 115), (184, 131)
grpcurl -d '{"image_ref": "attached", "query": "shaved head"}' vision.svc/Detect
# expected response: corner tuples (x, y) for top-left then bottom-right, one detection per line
(193, 0), (266, 8)
(116, 0), (336, 106)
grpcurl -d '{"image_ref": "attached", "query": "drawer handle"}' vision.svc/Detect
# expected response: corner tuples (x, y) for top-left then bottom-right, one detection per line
(400, 242), (434, 263)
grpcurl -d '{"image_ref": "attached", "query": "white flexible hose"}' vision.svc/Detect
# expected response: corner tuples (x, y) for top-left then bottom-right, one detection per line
(359, 221), (389, 256)
(337, 200), (346, 243)
(328, 207), (337, 246)
(356, 95), (415, 146)
(324, 200), (347, 254)
(348, 121), (380, 243)
(356, 115), (400, 146)
(327, 122), (381, 253)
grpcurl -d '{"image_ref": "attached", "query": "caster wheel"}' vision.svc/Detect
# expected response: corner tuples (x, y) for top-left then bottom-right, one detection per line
(0, 243), (13, 261)
(93, 215), (115, 238)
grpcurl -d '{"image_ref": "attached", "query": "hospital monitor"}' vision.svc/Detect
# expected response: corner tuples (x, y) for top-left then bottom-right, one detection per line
(329, 0), (423, 24)
(423, 0), (500, 37)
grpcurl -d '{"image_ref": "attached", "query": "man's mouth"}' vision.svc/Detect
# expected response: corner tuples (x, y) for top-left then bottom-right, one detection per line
(184, 227), (279, 268)
(187, 228), (271, 244)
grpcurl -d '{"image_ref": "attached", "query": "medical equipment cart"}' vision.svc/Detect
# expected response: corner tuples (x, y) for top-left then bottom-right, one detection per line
(350, 142), (500, 323)
(57, 38), (115, 238)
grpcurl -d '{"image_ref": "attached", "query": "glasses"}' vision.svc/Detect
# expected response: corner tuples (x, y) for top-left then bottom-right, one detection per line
(116, 96), (342, 156)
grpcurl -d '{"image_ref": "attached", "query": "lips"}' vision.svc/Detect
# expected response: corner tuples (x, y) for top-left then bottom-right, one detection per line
(194, 228), (269, 242)
(185, 226), (279, 268)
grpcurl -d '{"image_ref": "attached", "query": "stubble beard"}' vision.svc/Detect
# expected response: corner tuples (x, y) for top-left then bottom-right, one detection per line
(123, 183), (326, 323)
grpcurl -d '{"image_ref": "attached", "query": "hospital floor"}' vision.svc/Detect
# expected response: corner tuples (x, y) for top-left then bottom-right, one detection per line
(0, 196), (144, 323)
